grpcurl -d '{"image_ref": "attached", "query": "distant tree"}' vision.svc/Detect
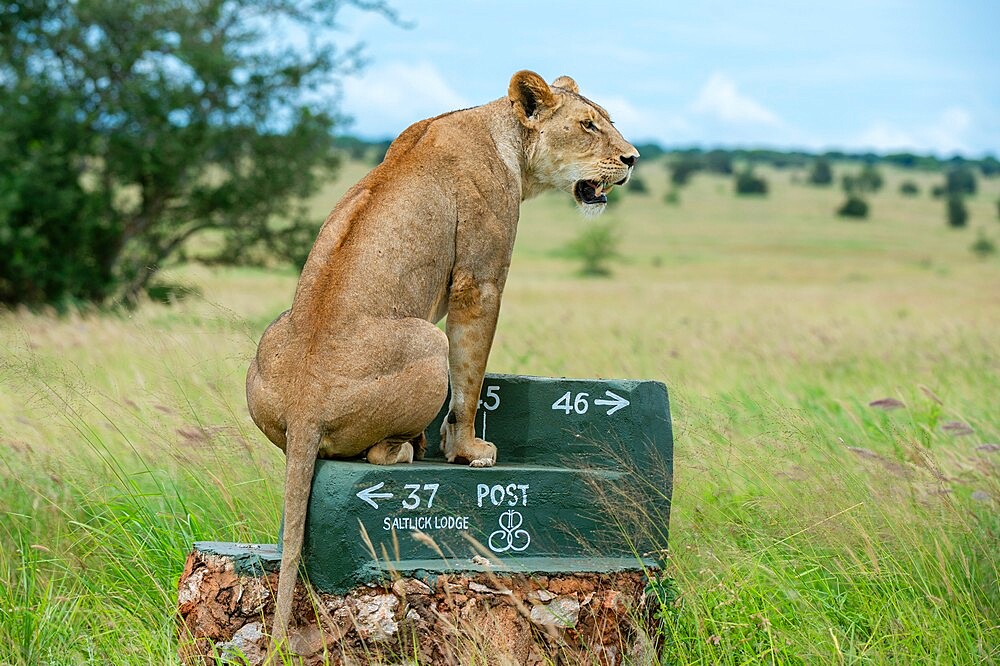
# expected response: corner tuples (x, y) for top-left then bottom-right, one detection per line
(931, 184), (947, 198)
(669, 156), (701, 187)
(858, 164), (884, 193)
(0, 0), (394, 307)
(370, 139), (393, 165)
(980, 156), (1000, 178)
(627, 175), (649, 194)
(842, 164), (883, 197)
(634, 143), (666, 160)
(947, 196), (969, 228)
(946, 165), (977, 196)
(837, 195), (869, 219)
(884, 152), (945, 170)
(734, 148), (809, 169)
(808, 158), (834, 186)
(734, 169), (768, 195)
(899, 180), (920, 196)
(971, 229), (996, 257)
(703, 150), (733, 174)
(333, 136), (373, 161)
(885, 153), (919, 169)
(664, 188), (681, 206)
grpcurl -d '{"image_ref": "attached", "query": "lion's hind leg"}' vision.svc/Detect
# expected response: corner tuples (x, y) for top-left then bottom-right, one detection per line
(410, 432), (427, 460)
(318, 317), (448, 462)
(366, 438), (414, 465)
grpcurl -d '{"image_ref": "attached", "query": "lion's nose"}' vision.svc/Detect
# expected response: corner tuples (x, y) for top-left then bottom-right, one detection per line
(620, 154), (638, 167)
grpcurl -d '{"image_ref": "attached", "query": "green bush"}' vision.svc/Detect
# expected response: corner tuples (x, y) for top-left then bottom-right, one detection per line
(808, 158), (834, 186)
(899, 180), (920, 196)
(735, 170), (768, 196)
(634, 142), (666, 160)
(627, 176), (649, 194)
(565, 224), (621, 276)
(947, 196), (968, 227)
(837, 196), (869, 219)
(858, 163), (884, 192)
(980, 156), (1000, 177)
(664, 189), (681, 206)
(703, 150), (733, 175)
(971, 230), (996, 257)
(842, 164), (883, 196)
(0, 98), (111, 307)
(145, 282), (202, 304)
(669, 157), (701, 187)
(946, 165), (977, 196)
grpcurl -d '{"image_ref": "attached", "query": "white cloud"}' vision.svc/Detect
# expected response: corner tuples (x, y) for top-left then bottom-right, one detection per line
(853, 107), (972, 154)
(691, 73), (780, 126)
(340, 61), (471, 137)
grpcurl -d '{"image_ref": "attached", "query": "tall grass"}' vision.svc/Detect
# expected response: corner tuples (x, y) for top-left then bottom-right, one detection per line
(1, 309), (282, 664)
(1, 161), (998, 663)
(650, 391), (998, 663)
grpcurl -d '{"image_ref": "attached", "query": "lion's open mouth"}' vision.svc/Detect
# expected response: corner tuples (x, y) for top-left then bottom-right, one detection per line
(574, 180), (612, 205)
(574, 174), (631, 206)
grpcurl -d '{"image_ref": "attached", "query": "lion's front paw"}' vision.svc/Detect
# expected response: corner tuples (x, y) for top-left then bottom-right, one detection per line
(441, 415), (499, 466)
(442, 426), (498, 466)
(454, 437), (497, 467)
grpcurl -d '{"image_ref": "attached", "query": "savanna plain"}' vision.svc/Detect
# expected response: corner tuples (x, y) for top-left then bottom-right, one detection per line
(1, 159), (998, 664)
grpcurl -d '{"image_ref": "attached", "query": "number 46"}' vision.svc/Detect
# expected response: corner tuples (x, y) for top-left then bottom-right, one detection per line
(552, 391), (589, 415)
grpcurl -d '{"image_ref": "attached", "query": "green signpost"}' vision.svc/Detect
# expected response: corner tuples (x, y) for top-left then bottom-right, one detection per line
(295, 373), (673, 593)
(195, 374), (672, 593)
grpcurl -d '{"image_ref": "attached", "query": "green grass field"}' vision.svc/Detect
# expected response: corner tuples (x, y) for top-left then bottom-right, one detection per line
(1, 160), (998, 664)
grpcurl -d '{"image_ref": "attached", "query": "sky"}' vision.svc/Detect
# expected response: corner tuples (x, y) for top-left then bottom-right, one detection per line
(317, 1), (999, 158)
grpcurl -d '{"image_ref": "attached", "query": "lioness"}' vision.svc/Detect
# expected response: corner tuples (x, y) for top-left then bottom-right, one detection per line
(246, 70), (638, 648)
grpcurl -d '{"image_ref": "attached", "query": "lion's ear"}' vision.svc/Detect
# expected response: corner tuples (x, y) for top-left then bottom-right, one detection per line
(551, 76), (579, 94)
(509, 70), (559, 127)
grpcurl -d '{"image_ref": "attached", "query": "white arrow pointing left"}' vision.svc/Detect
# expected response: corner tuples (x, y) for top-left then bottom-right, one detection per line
(356, 482), (394, 509)
(593, 390), (630, 416)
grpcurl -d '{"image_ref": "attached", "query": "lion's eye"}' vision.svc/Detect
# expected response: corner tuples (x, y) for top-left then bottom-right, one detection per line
(582, 120), (598, 132)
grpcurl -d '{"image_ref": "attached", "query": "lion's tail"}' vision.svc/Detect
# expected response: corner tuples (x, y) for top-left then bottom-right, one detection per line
(271, 422), (321, 652)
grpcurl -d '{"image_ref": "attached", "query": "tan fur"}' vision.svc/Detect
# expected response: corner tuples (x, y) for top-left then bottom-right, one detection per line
(245, 70), (638, 653)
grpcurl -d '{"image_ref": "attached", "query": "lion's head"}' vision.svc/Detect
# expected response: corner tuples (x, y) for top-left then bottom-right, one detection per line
(509, 70), (639, 215)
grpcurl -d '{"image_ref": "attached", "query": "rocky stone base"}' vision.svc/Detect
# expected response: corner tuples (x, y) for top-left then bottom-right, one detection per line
(177, 548), (658, 665)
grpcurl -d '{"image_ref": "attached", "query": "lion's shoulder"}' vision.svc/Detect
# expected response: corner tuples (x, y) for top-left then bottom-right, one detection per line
(382, 105), (500, 164)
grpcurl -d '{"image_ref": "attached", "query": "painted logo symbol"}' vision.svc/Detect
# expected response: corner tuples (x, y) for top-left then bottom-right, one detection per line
(488, 509), (531, 553)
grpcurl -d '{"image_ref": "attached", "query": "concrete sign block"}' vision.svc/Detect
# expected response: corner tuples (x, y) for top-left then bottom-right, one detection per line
(296, 373), (673, 593)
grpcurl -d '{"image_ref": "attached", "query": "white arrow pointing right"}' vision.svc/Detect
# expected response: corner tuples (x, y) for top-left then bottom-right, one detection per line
(356, 482), (394, 509)
(593, 390), (630, 416)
